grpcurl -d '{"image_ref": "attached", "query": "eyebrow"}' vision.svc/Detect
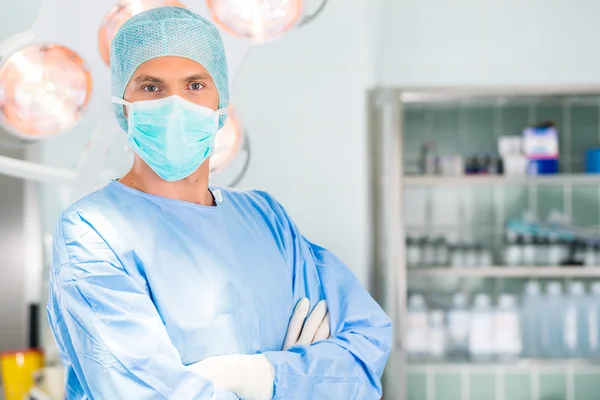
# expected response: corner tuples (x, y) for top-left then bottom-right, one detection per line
(134, 75), (165, 85)
(180, 73), (212, 82)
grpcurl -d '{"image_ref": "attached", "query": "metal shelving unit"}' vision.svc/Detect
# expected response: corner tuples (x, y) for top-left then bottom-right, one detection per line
(369, 87), (600, 400)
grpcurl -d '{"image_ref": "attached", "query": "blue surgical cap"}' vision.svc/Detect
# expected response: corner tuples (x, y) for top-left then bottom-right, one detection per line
(110, 6), (230, 132)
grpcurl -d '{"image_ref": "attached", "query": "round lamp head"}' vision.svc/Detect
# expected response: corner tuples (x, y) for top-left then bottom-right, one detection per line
(0, 44), (93, 139)
(211, 105), (243, 172)
(207, 0), (303, 42)
(98, 0), (187, 66)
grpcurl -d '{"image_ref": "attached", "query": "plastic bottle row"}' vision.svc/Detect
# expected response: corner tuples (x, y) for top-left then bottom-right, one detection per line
(504, 213), (600, 267)
(406, 281), (600, 362)
(406, 236), (493, 268)
(406, 234), (600, 268)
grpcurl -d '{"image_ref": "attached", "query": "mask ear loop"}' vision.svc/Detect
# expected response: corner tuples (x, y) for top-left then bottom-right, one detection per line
(111, 97), (134, 153)
(111, 97), (132, 107)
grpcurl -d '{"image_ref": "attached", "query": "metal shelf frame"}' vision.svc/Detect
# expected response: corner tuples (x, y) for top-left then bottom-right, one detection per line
(407, 361), (600, 400)
(404, 174), (600, 187)
(407, 267), (600, 278)
(369, 87), (600, 400)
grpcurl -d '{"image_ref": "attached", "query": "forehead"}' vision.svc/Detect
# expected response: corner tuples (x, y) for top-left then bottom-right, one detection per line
(130, 56), (212, 81)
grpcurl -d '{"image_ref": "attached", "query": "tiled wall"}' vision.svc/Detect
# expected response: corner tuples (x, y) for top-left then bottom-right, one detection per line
(404, 97), (600, 257)
(403, 96), (600, 175)
(403, 96), (600, 400)
(407, 367), (600, 400)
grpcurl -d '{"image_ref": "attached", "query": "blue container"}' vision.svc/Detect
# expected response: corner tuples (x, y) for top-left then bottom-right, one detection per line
(585, 148), (600, 173)
(528, 159), (559, 175)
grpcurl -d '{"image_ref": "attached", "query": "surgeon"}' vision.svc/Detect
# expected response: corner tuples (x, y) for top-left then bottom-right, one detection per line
(47, 6), (392, 400)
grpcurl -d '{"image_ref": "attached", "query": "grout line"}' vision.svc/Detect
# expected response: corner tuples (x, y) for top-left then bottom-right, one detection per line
(565, 183), (573, 222)
(528, 184), (538, 219)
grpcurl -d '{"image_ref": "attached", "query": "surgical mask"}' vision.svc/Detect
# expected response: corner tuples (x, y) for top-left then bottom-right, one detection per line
(112, 95), (227, 182)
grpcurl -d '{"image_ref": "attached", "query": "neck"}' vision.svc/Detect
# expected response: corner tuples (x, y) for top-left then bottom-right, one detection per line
(119, 157), (214, 206)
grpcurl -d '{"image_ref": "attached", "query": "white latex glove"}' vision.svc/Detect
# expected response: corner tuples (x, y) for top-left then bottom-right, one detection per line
(282, 298), (330, 351)
(190, 353), (274, 400)
(190, 299), (330, 400)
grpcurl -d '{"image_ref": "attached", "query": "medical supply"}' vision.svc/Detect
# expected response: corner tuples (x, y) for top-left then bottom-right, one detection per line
(112, 95), (226, 181)
(498, 136), (523, 157)
(434, 237), (449, 266)
(463, 244), (478, 267)
(585, 148), (600, 174)
(110, 7), (230, 132)
(428, 310), (446, 360)
(493, 295), (522, 361)
(521, 281), (542, 358)
(589, 283), (600, 358)
(450, 244), (465, 267)
(439, 155), (464, 176)
(503, 230), (522, 266)
(469, 294), (495, 362)
(406, 236), (420, 267)
(1, 349), (43, 400)
(535, 233), (550, 266)
(48, 183), (392, 399)
(522, 233), (536, 266)
(406, 295), (429, 361)
(584, 241), (597, 267)
(420, 143), (438, 175)
(446, 293), (471, 360)
(547, 233), (563, 265)
(564, 282), (589, 358)
(522, 122), (560, 175)
(541, 282), (565, 358)
(502, 155), (528, 176)
(422, 237), (436, 266)
(498, 136), (527, 176)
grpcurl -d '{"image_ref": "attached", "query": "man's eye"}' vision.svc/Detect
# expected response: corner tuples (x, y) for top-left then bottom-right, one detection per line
(144, 85), (159, 92)
(189, 83), (204, 91)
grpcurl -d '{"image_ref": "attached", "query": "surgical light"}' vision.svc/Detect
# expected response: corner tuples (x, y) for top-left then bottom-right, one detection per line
(212, 105), (243, 172)
(98, 0), (187, 66)
(206, 0), (304, 42)
(0, 44), (92, 139)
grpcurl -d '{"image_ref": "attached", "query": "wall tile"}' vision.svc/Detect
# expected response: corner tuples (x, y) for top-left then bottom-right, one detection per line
(572, 185), (600, 227)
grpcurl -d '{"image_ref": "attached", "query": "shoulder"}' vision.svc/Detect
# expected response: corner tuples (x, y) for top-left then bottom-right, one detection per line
(215, 186), (285, 213)
(58, 185), (120, 235)
(53, 184), (121, 265)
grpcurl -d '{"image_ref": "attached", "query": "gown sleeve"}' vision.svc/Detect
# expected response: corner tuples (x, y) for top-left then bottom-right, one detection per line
(47, 209), (239, 400)
(257, 192), (393, 400)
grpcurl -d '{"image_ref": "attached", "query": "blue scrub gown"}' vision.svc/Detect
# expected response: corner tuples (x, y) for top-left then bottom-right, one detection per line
(47, 181), (392, 399)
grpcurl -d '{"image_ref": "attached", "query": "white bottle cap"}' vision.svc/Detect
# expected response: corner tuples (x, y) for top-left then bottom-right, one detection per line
(409, 294), (426, 309)
(591, 282), (600, 295)
(498, 294), (517, 309)
(547, 281), (563, 296)
(525, 281), (541, 296)
(474, 294), (491, 309)
(569, 281), (586, 296)
(453, 292), (468, 308)
(429, 310), (444, 325)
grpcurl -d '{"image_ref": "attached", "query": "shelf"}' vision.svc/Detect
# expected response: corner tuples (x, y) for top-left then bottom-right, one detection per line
(403, 174), (600, 187)
(407, 267), (600, 278)
(407, 359), (600, 373)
